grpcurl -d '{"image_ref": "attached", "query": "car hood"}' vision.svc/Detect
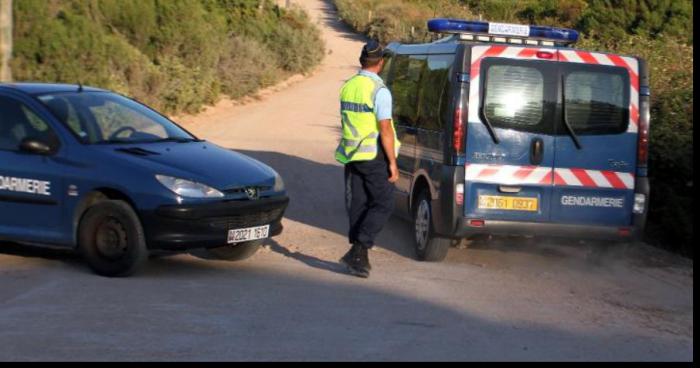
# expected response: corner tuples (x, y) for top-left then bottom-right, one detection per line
(95, 141), (276, 190)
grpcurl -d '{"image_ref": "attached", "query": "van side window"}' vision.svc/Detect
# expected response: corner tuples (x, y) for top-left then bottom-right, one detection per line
(564, 69), (629, 135)
(391, 54), (427, 127)
(418, 54), (454, 131)
(483, 65), (545, 130)
(378, 54), (393, 82)
(0, 96), (59, 151)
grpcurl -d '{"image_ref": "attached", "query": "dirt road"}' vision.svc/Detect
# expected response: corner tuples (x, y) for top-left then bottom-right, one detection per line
(0, 0), (693, 361)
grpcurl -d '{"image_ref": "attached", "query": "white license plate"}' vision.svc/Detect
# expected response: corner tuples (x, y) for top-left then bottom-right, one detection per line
(227, 225), (270, 244)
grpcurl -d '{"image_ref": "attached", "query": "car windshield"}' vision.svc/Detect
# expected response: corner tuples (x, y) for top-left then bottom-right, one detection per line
(36, 92), (197, 144)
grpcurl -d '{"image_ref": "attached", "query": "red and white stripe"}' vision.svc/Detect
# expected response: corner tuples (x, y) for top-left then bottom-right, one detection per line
(553, 168), (634, 190)
(468, 46), (640, 134)
(466, 164), (552, 185)
(465, 164), (635, 190)
(558, 50), (639, 133)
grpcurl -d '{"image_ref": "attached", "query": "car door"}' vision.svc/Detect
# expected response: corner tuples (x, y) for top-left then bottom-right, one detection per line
(385, 53), (426, 213)
(464, 45), (559, 223)
(551, 50), (639, 226)
(0, 94), (65, 242)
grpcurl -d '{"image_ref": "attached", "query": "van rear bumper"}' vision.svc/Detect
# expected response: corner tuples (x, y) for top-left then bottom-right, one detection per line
(454, 219), (640, 241)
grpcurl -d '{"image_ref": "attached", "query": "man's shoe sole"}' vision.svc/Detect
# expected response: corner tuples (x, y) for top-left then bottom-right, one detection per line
(339, 255), (369, 278)
(347, 266), (369, 278)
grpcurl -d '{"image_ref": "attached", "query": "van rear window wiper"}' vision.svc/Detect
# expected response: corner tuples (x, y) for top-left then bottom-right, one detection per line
(481, 113), (500, 144)
(561, 77), (583, 150)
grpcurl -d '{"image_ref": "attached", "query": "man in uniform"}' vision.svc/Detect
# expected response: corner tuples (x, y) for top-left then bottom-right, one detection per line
(335, 41), (400, 278)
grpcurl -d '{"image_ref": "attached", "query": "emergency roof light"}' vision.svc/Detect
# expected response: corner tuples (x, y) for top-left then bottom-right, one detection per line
(427, 18), (579, 47)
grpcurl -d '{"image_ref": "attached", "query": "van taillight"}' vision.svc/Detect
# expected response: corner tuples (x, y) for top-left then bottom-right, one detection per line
(453, 107), (465, 152)
(637, 97), (650, 167)
(536, 51), (554, 59)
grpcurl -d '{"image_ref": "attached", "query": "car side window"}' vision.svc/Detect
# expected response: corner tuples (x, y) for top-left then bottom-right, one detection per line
(391, 54), (427, 127)
(0, 95), (59, 152)
(417, 54), (454, 131)
(483, 64), (546, 131)
(564, 68), (629, 135)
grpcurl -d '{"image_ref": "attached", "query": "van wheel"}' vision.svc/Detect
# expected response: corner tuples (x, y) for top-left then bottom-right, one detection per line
(78, 200), (147, 277)
(193, 240), (263, 261)
(413, 191), (450, 262)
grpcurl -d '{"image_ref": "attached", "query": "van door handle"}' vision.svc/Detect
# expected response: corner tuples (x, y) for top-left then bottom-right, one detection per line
(530, 138), (544, 166)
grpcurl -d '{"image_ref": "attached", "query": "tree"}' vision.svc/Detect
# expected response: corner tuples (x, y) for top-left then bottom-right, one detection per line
(0, 0), (11, 82)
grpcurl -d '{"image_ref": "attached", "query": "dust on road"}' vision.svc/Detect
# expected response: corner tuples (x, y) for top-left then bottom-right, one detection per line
(0, 0), (693, 361)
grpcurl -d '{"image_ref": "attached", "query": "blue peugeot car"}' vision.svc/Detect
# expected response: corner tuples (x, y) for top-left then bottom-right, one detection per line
(0, 83), (289, 276)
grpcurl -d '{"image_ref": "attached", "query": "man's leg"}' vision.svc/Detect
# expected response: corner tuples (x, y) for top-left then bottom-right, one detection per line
(353, 159), (395, 250)
(345, 163), (369, 245)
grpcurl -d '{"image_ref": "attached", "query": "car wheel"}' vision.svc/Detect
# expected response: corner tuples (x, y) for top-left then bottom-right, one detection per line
(413, 191), (450, 262)
(193, 239), (264, 261)
(78, 200), (148, 277)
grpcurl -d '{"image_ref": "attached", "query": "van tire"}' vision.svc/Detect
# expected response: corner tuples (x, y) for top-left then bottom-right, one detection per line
(194, 240), (263, 261)
(78, 200), (147, 277)
(413, 191), (450, 262)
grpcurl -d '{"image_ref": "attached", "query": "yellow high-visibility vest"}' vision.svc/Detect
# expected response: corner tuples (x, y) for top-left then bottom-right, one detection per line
(335, 74), (400, 164)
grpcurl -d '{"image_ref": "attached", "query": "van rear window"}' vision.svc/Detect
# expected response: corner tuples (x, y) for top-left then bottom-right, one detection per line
(564, 69), (628, 135)
(484, 65), (545, 129)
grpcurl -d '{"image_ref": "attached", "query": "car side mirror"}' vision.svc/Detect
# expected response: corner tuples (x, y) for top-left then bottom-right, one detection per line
(19, 138), (55, 156)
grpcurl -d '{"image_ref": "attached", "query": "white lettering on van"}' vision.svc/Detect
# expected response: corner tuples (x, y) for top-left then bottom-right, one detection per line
(0, 175), (51, 196)
(561, 196), (624, 208)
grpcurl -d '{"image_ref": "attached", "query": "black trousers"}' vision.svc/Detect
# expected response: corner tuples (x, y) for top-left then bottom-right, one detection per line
(344, 155), (395, 249)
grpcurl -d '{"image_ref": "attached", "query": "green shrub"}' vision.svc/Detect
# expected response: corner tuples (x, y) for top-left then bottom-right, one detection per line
(11, 0), (325, 115)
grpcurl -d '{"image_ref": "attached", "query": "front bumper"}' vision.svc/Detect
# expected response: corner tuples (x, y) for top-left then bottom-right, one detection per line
(140, 196), (289, 250)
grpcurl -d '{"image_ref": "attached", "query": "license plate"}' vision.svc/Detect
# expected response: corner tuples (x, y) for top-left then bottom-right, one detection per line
(227, 225), (270, 244)
(478, 195), (538, 212)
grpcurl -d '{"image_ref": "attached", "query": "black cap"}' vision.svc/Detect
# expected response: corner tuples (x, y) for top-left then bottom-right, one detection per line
(360, 40), (384, 62)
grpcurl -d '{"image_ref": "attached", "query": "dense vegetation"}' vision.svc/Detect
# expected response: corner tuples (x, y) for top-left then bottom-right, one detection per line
(11, 0), (325, 115)
(335, 0), (693, 257)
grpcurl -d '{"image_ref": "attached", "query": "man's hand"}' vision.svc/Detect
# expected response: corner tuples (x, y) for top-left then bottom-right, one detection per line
(388, 162), (399, 183)
(378, 119), (399, 184)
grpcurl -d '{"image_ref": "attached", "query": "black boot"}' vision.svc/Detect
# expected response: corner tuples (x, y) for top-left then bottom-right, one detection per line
(339, 243), (370, 278)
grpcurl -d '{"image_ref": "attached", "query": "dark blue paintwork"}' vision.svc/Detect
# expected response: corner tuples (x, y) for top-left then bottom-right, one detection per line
(0, 84), (285, 247)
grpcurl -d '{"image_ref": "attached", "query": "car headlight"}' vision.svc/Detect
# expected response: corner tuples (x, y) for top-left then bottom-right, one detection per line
(273, 171), (285, 192)
(155, 175), (224, 198)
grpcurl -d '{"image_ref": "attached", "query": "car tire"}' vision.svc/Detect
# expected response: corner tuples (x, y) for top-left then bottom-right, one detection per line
(413, 190), (450, 262)
(78, 200), (148, 277)
(194, 239), (264, 261)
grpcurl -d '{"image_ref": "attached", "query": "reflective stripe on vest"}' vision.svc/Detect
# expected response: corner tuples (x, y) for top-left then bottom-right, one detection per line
(335, 74), (401, 164)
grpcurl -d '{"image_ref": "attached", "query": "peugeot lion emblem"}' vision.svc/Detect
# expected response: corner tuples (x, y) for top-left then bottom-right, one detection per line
(245, 187), (259, 200)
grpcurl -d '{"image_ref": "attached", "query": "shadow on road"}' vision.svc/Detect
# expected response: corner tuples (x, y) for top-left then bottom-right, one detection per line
(236, 149), (417, 261)
(1, 250), (686, 361)
(265, 239), (348, 276)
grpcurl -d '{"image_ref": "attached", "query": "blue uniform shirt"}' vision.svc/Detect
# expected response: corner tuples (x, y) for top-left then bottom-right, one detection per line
(358, 70), (393, 121)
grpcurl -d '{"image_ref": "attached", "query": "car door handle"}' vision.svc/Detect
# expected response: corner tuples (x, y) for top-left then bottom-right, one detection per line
(530, 138), (544, 166)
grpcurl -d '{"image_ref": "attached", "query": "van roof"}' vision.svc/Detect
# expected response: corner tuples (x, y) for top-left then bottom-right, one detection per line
(386, 35), (638, 61)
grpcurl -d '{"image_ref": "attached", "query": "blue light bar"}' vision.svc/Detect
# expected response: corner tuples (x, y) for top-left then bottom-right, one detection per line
(427, 18), (579, 44)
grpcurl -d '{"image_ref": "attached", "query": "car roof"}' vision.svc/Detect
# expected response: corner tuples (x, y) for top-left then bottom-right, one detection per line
(0, 82), (107, 96)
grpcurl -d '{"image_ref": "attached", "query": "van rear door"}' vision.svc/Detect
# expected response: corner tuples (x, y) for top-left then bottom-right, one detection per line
(464, 46), (559, 223)
(551, 50), (639, 227)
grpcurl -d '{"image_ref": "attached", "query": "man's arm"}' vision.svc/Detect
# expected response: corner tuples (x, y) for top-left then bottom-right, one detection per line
(379, 119), (399, 183)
